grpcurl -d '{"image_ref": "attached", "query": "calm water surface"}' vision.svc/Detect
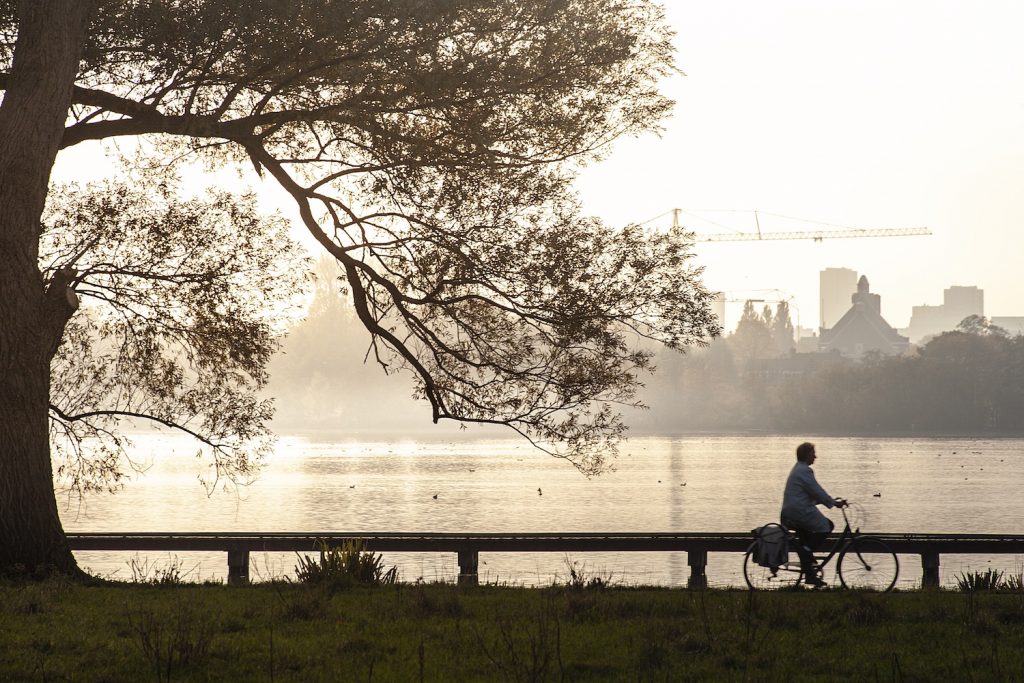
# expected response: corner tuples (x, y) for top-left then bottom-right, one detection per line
(61, 435), (1024, 587)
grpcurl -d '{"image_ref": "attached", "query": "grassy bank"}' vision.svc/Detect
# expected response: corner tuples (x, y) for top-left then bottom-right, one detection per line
(3, 580), (1024, 681)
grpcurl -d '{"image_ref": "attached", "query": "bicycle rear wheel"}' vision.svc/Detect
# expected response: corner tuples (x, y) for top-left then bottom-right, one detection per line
(743, 545), (803, 590)
(837, 536), (899, 591)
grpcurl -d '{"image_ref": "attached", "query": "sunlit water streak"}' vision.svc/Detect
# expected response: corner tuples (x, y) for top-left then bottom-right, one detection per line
(61, 435), (1024, 588)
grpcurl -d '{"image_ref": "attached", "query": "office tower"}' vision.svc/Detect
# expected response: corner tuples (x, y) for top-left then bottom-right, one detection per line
(943, 286), (984, 326)
(819, 267), (858, 331)
(905, 285), (985, 342)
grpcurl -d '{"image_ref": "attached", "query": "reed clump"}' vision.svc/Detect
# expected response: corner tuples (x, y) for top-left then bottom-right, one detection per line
(293, 539), (398, 587)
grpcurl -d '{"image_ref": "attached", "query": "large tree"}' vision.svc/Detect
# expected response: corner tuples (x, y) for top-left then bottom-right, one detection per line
(0, 0), (718, 574)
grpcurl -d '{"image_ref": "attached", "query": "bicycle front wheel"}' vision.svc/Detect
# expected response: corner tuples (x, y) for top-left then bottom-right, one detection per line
(743, 545), (803, 590)
(837, 537), (899, 591)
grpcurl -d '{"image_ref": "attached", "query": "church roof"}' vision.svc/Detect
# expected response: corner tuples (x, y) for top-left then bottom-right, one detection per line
(820, 278), (908, 355)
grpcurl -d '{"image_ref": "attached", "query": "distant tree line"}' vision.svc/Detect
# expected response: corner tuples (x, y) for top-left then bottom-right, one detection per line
(268, 259), (423, 434)
(634, 313), (1024, 435)
(272, 285), (1024, 438)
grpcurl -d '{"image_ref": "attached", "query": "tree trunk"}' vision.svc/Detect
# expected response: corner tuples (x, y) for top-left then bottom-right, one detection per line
(0, 1), (92, 573)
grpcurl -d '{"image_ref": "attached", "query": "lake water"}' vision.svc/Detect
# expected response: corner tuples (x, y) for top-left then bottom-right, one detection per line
(61, 434), (1024, 588)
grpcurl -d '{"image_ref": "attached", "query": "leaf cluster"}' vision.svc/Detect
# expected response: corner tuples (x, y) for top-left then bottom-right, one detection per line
(42, 175), (307, 494)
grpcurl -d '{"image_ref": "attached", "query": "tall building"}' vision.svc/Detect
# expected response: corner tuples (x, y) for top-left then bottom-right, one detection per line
(943, 286), (984, 326)
(905, 285), (984, 342)
(819, 267), (858, 332)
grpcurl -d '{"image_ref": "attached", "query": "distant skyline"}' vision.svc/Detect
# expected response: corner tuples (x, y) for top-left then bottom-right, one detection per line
(576, 1), (1024, 330)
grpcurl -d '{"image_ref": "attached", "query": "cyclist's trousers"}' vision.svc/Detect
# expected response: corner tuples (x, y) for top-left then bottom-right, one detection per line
(782, 517), (834, 575)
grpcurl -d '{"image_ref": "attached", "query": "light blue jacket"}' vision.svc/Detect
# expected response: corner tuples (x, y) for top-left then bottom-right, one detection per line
(780, 461), (836, 532)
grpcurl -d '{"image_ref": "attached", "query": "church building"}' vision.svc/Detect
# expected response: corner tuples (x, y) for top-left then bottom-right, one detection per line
(818, 276), (909, 358)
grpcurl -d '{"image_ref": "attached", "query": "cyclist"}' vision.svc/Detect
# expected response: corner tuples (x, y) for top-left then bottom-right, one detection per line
(781, 442), (847, 587)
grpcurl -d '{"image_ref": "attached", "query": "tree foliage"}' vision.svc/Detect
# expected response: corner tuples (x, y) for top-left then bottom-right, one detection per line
(956, 314), (1008, 338)
(730, 301), (774, 364)
(772, 301), (795, 355)
(727, 300), (796, 365)
(43, 176), (306, 494)
(1, 0), (718, 483)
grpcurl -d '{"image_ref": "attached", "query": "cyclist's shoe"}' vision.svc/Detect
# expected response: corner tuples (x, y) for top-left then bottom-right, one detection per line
(804, 575), (827, 588)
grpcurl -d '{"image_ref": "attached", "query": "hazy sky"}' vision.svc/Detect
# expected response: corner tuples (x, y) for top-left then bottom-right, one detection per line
(53, 2), (1023, 332)
(576, 1), (1024, 330)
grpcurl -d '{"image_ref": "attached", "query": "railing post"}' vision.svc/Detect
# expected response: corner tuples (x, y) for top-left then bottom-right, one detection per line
(687, 549), (708, 589)
(457, 550), (479, 586)
(227, 548), (250, 585)
(921, 552), (940, 589)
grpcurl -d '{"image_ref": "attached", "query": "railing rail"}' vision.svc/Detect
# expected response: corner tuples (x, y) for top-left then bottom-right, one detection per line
(67, 532), (1024, 587)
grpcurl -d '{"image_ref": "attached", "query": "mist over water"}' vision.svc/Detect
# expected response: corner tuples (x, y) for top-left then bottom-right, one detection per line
(61, 434), (1024, 587)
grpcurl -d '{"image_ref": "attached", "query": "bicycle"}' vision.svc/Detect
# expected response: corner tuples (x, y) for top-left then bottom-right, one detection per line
(743, 500), (899, 591)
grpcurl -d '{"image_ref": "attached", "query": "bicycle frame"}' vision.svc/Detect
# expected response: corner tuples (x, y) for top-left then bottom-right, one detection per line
(799, 504), (858, 574)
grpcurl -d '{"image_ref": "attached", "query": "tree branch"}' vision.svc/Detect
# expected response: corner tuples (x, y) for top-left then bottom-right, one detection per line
(48, 403), (229, 452)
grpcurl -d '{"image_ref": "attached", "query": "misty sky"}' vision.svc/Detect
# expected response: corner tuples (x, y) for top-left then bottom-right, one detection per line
(52, 2), (1024, 333)
(577, 1), (1024, 330)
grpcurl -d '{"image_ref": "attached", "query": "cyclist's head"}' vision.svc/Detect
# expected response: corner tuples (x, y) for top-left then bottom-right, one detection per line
(796, 442), (816, 463)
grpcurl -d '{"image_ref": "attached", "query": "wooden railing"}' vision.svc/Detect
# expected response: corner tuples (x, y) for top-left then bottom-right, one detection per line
(67, 532), (1024, 587)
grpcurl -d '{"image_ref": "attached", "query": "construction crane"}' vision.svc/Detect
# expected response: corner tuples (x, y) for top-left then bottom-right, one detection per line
(659, 208), (931, 242)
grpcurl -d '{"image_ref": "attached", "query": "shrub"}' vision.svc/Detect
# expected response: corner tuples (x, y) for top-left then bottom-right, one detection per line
(955, 568), (1005, 592)
(293, 540), (398, 586)
(127, 555), (192, 586)
(1002, 573), (1024, 592)
(562, 556), (613, 590)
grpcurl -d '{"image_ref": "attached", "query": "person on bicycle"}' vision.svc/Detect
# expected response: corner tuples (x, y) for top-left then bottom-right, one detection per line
(781, 442), (847, 587)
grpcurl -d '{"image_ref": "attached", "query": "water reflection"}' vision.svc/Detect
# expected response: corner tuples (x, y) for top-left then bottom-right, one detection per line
(61, 434), (1024, 586)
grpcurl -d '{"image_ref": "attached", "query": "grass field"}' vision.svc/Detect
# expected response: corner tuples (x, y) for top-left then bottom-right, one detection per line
(3, 577), (1024, 682)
